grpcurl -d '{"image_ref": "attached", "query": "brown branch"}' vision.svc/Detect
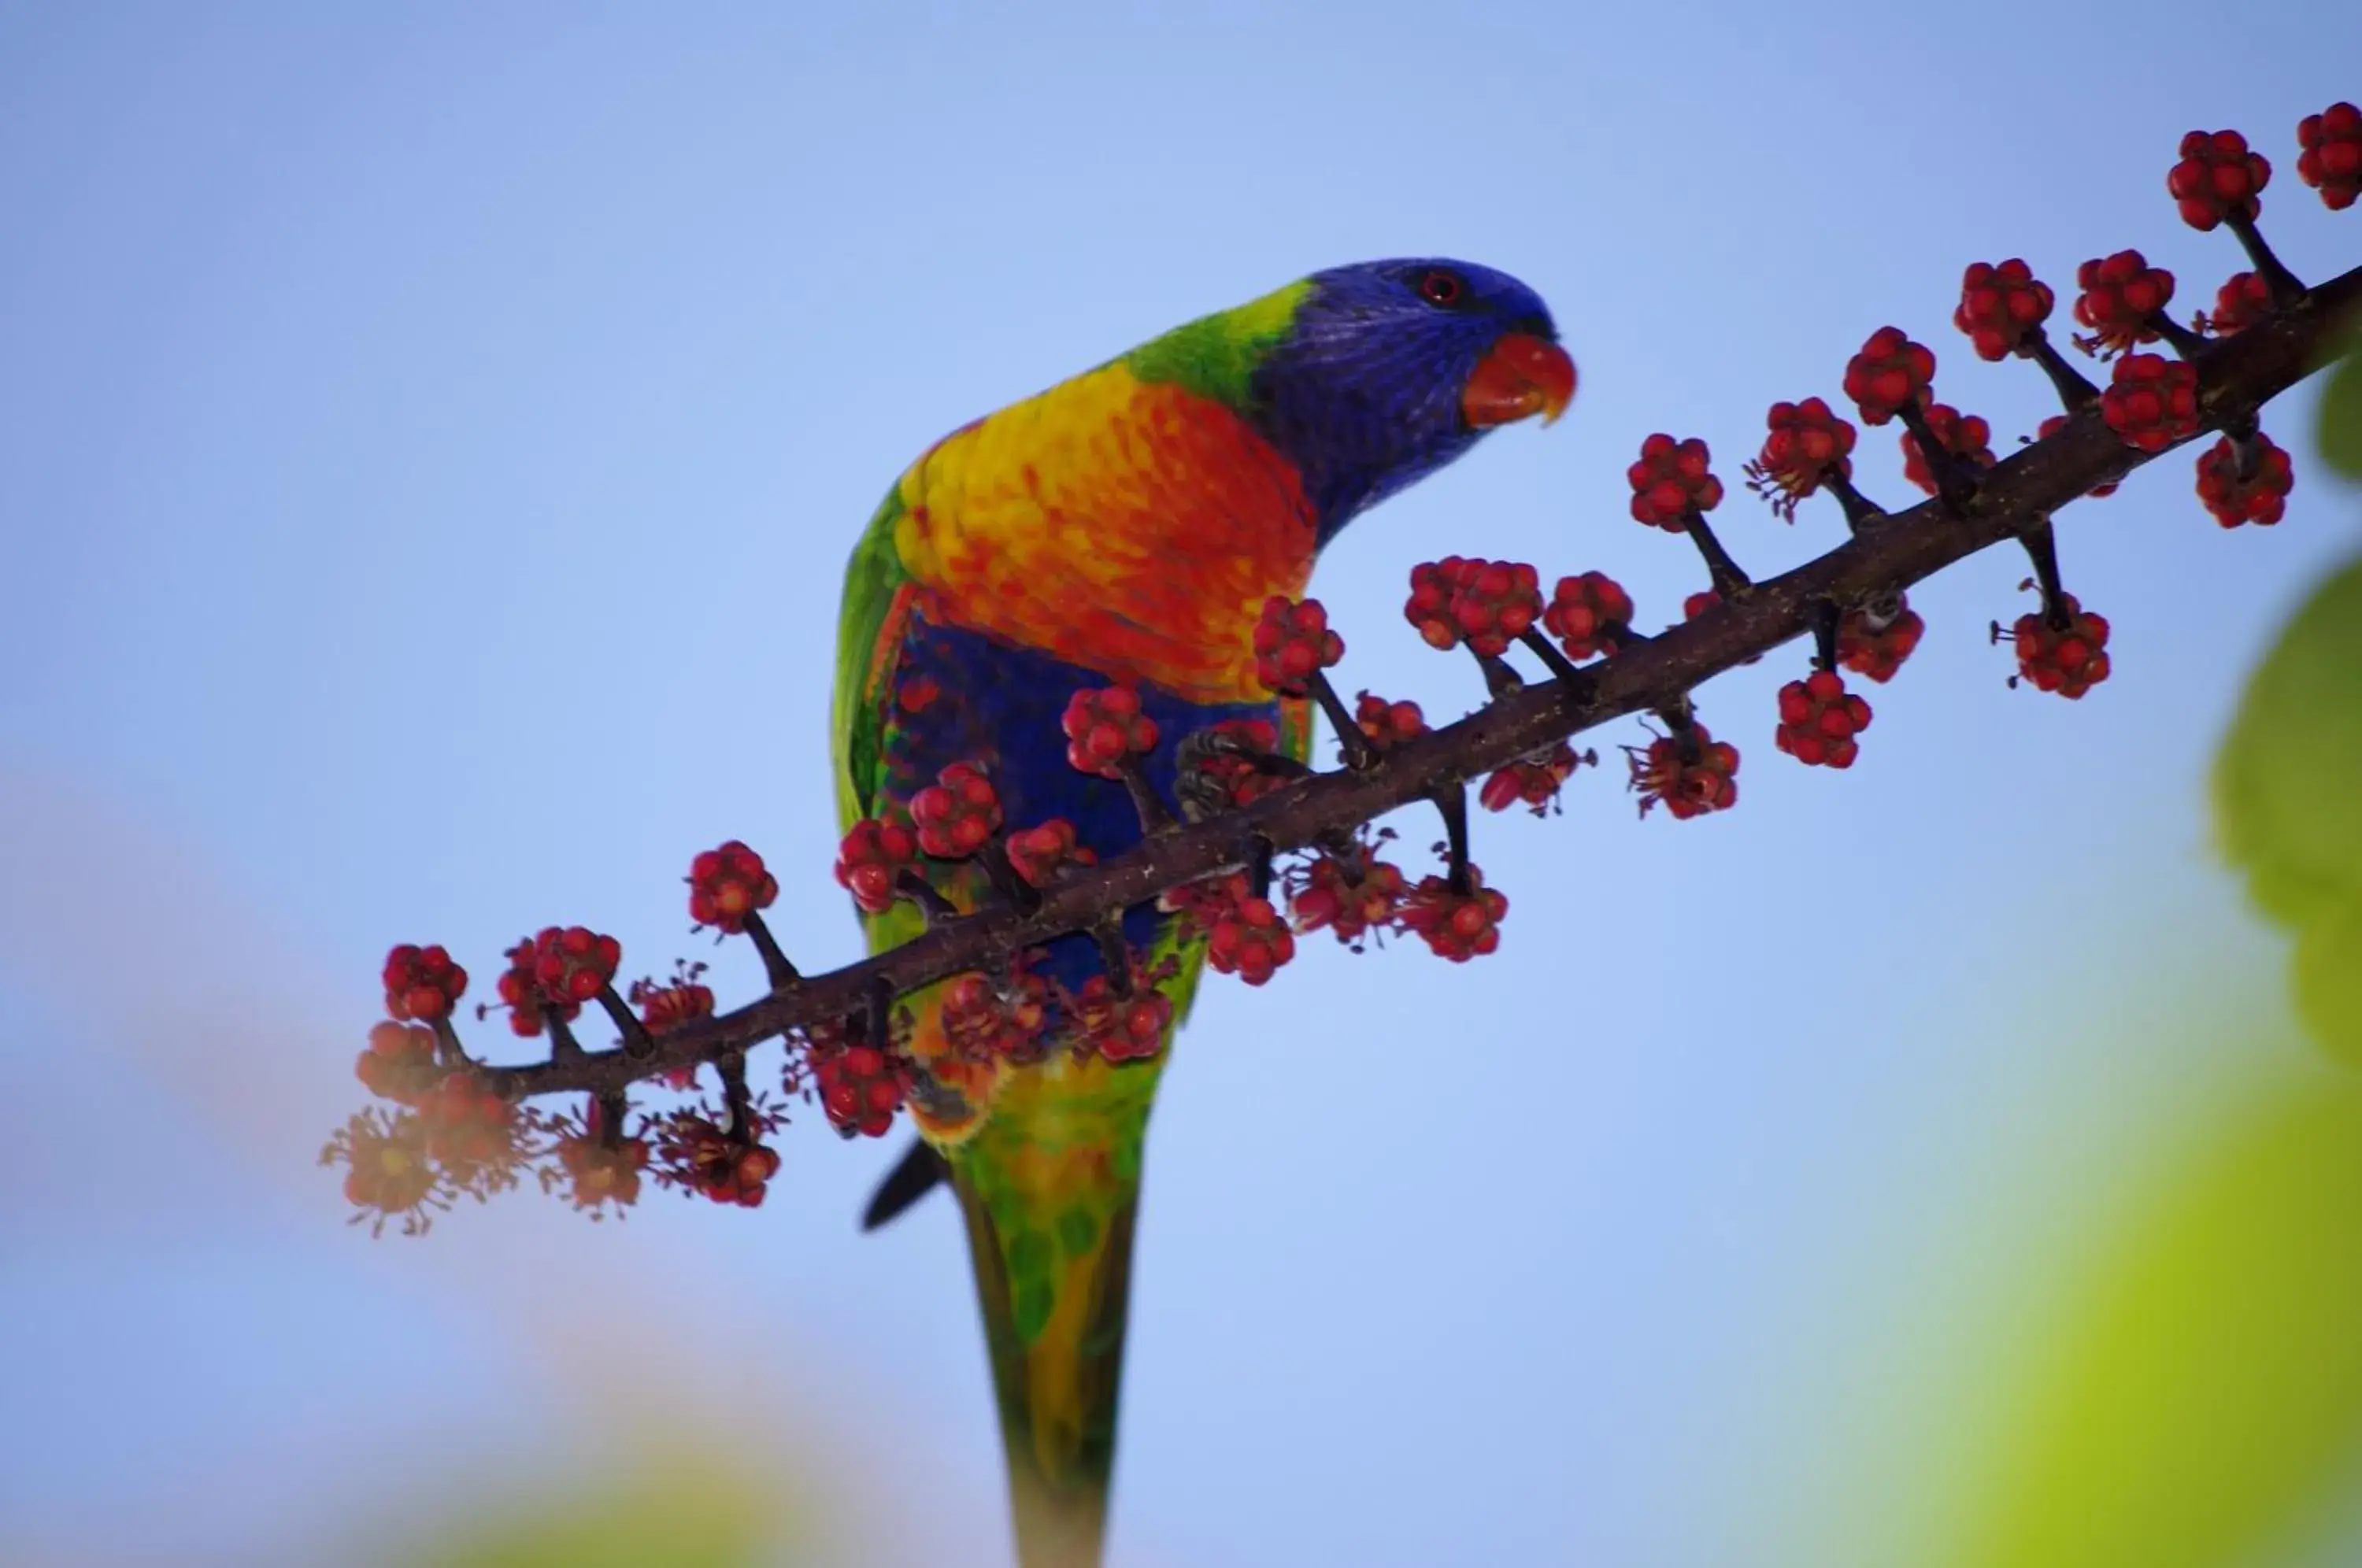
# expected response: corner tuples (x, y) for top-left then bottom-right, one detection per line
(477, 259), (2361, 1107)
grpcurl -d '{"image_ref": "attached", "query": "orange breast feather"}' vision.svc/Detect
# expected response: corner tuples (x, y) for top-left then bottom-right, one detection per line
(890, 364), (1317, 704)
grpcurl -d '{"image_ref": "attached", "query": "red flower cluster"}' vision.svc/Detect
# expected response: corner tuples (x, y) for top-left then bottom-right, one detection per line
(1745, 398), (1858, 520)
(911, 762), (1002, 858)
(835, 815), (921, 913)
(812, 1032), (903, 1138)
(2071, 250), (2175, 357)
(1404, 558), (1543, 657)
(2100, 354), (2201, 453)
(2006, 594), (2112, 699)
(1479, 742), (1588, 815)
(1287, 852), (1408, 948)
(1954, 259), (2054, 361)
(1842, 327), (1936, 424)
(495, 926), (620, 1033)
(383, 943), (467, 1023)
(2195, 433), (2294, 528)
(1206, 894), (1296, 986)
(1254, 595), (1344, 693)
(941, 972), (1050, 1061)
(1629, 725), (1740, 820)
(2195, 272), (2272, 337)
(1543, 571), (1634, 661)
(2169, 128), (2271, 230)
(1400, 871), (1508, 962)
(553, 1100), (650, 1213)
(631, 971), (715, 1035)
(687, 840), (778, 934)
(1005, 819), (1098, 887)
(2298, 102), (2362, 209)
(657, 1114), (780, 1206)
(1901, 404), (1994, 496)
(1062, 686), (1161, 778)
(1627, 433), (1724, 529)
(1836, 597), (1925, 684)
(1069, 976), (1171, 1063)
(357, 1019), (440, 1104)
(1775, 670), (1874, 769)
(1354, 691), (1429, 751)
(416, 1071), (519, 1182)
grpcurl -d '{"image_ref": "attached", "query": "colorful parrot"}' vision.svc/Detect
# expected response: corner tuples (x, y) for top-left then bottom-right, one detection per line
(830, 258), (1572, 1567)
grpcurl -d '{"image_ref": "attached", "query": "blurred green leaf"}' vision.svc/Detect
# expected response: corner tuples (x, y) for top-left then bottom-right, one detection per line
(2212, 553), (2362, 931)
(393, 1460), (773, 1568)
(2318, 330), (2362, 480)
(1946, 1076), (2362, 1568)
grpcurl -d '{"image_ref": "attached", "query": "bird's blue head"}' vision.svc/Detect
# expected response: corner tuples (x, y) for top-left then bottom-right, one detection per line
(1249, 257), (1574, 542)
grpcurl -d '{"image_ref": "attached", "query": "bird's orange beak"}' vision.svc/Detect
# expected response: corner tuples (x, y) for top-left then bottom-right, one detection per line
(1461, 331), (1576, 428)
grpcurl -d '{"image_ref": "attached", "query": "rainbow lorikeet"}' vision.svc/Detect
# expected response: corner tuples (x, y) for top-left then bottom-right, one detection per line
(830, 258), (1572, 1567)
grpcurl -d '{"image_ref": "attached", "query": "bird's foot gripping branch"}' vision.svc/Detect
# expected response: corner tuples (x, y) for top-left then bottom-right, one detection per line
(328, 109), (2360, 1238)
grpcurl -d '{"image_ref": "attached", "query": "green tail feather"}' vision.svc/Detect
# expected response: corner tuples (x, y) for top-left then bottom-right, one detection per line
(945, 1056), (1161, 1568)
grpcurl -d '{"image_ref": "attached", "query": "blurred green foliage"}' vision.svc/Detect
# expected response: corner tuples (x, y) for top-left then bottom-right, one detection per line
(1945, 1074), (2362, 1568)
(385, 1456), (780, 1568)
(2212, 330), (2362, 1064)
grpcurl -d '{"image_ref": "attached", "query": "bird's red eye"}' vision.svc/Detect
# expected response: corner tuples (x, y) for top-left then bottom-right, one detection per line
(1416, 268), (1467, 308)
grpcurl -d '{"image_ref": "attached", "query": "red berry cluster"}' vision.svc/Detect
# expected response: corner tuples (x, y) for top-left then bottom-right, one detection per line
(1627, 434), (1724, 529)
(1062, 686), (1161, 778)
(357, 1019), (440, 1104)
(1901, 404), (1994, 496)
(835, 815), (921, 913)
(1206, 893), (1296, 986)
(687, 840), (778, 934)
(496, 926), (620, 1034)
(911, 762), (1003, 858)
(1544, 571), (1634, 661)
(2006, 593), (2112, 699)
(1628, 724), (1741, 819)
(1479, 741), (1589, 815)
(2195, 433), (2294, 528)
(1068, 976), (1172, 1063)
(1404, 558), (1542, 657)
(2071, 250), (2175, 357)
(1005, 818), (1098, 887)
(2298, 102), (2362, 209)
(811, 1030), (904, 1138)
(1287, 851), (1408, 949)
(1836, 597), (1926, 684)
(1355, 691), (1429, 751)
(1254, 595), (1344, 693)
(1745, 398), (1858, 520)
(1400, 871), (1508, 962)
(1842, 327), (1936, 424)
(2169, 128), (2271, 230)
(1954, 259), (2055, 360)
(2195, 272), (2272, 337)
(941, 971), (1050, 1061)
(655, 1113), (780, 1206)
(383, 943), (468, 1023)
(2034, 416), (2121, 497)
(2100, 354), (2201, 453)
(1775, 670), (1874, 769)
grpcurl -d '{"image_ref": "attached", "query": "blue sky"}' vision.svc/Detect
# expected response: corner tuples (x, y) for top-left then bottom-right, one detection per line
(2, 6), (2359, 1565)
